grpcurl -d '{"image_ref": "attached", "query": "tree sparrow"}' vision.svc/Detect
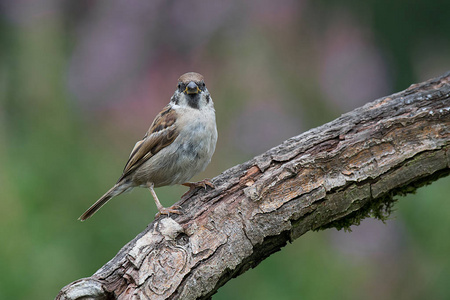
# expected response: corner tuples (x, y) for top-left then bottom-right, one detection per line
(79, 72), (217, 221)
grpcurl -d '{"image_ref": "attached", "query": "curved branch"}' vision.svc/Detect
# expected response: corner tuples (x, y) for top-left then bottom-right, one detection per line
(57, 72), (450, 300)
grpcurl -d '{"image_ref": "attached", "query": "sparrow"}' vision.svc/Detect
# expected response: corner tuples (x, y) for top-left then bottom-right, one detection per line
(79, 72), (218, 221)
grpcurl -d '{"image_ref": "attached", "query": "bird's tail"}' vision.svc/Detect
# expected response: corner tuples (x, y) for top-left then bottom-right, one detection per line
(79, 183), (130, 221)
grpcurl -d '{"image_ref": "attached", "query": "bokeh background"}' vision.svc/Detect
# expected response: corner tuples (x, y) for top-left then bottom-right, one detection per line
(1, 1), (450, 299)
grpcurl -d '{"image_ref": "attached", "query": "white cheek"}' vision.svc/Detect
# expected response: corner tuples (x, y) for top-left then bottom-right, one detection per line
(200, 94), (212, 107)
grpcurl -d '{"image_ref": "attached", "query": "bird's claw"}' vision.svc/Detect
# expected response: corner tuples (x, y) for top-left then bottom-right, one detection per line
(155, 205), (182, 218)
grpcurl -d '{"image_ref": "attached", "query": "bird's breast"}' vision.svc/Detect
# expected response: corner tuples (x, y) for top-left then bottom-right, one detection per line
(135, 106), (217, 187)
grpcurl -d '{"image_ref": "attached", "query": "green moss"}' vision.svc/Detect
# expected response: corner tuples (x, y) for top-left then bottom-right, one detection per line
(317, 168), (450, 232)
(317, 193), (397, 232)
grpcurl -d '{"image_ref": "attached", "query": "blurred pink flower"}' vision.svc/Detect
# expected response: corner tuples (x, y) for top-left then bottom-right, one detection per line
(318, 11), (392, 110)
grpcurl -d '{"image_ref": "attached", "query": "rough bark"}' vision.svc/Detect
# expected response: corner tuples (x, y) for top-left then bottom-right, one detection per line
(57, 72), (450, 300)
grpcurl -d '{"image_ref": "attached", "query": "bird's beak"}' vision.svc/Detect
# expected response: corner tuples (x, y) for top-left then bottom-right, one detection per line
(184, 81), (200, 94)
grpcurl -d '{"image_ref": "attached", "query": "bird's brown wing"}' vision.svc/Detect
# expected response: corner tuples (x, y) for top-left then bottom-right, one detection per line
(118, 105), (179, 182)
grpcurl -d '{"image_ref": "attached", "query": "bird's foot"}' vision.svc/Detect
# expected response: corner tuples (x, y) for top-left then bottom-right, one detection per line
(181, 179), (215, 198)
(155, 205), (182, 218)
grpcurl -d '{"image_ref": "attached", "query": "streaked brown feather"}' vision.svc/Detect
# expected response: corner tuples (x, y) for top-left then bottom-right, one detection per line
(118, 105), (179, 182)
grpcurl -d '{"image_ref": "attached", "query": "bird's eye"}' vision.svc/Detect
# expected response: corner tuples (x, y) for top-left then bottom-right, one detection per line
(177, 83), (181, 89)
(202, 82), (205, 87)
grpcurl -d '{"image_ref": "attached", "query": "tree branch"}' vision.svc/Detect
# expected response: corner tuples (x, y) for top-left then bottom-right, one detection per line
(57, 72), (450, 300)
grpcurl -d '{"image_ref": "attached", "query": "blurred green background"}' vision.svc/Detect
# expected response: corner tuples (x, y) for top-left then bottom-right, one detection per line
(1, 1), (450, 299)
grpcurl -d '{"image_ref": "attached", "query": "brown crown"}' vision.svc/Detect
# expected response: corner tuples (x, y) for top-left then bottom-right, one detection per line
(178, 72), (204, 84)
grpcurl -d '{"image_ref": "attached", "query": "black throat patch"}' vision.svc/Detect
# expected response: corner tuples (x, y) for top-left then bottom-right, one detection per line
(186, 94), (200, 109)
